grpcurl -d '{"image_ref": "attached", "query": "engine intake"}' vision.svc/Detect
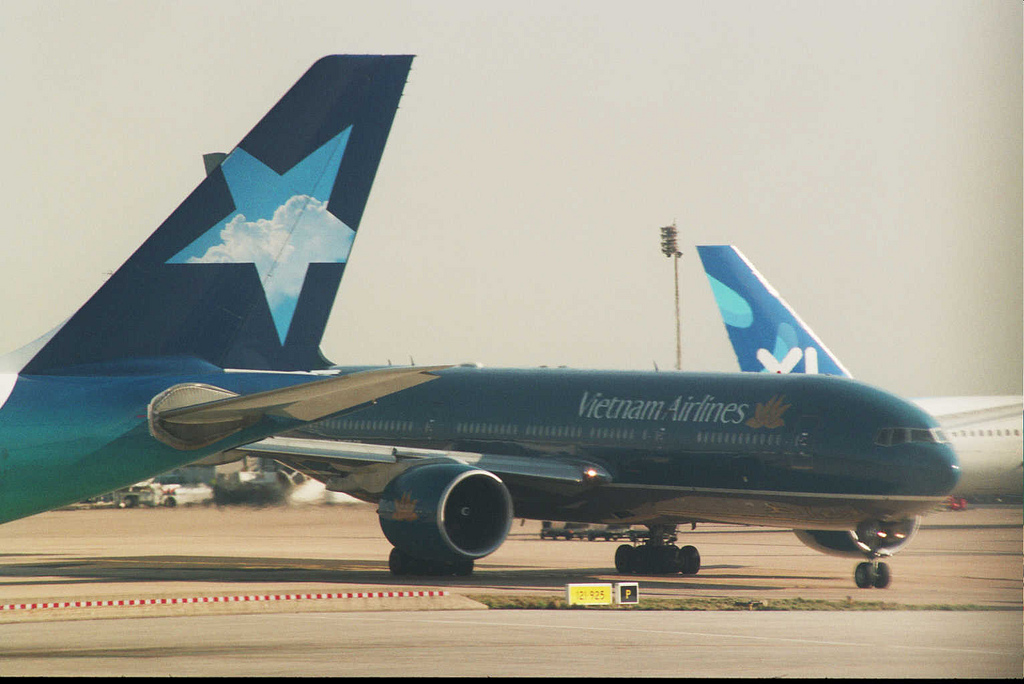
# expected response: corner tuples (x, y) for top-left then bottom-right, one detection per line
(794, 517), (920, 559)
(378, 461), (513, 563)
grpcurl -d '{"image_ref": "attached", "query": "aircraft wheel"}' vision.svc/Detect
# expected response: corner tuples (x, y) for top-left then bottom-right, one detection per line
(854, 561), (876, 588)
(389, 547), (409, 576)
(656, 545), (681, 574)
(614, 544), (636, 573)
(452, 558), (474, 577)
(679, 545), (701, 575)
(635, 547), (658, 574)
(873, 562), (891, 589)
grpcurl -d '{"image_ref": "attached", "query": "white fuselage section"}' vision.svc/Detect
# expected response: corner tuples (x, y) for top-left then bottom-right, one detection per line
(913, 396), (1022, 498)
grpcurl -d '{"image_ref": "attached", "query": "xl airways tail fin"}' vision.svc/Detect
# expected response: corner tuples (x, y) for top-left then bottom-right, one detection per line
(696, 245), (851, 377)
(24, 55), (413, 375)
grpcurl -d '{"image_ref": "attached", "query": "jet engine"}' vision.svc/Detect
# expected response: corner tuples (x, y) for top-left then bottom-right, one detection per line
(378, 461), (513, 575)
(794, 517), (920, 559)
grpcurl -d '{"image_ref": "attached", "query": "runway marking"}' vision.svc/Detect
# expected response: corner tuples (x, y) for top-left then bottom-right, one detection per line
(0, 591), (446, 613)
(292, 613), (1017, 658)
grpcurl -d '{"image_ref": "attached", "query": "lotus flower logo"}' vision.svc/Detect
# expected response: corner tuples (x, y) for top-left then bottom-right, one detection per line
(745, 394), (791, 429)
(391, 491), (418, 521)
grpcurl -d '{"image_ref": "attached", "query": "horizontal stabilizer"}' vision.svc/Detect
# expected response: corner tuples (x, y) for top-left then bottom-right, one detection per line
(149, 365), (448, 450)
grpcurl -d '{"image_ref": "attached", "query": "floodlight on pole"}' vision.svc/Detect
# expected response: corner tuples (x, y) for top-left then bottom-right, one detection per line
(659, 223), (682, 371)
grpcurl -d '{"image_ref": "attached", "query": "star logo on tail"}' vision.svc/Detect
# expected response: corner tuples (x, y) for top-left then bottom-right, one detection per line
(167, 127), (355, 344)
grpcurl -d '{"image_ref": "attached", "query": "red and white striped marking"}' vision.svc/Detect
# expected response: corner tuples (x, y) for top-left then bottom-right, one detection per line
(0, 590), (446, 612)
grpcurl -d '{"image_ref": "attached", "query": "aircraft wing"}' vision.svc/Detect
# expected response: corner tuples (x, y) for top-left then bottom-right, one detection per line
(226, 435), (612, 500)
(151, 366), (449, 450)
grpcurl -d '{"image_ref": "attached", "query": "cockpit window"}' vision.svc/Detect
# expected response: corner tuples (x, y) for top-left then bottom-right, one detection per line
(875, 427), (948, 446)
(912, 428), (948, 443)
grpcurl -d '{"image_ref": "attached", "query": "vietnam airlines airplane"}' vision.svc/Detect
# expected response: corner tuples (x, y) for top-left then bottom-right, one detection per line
(242, 368), (958, 588)
(695, 244), (1022, 504)
(0, 55), (448, 526)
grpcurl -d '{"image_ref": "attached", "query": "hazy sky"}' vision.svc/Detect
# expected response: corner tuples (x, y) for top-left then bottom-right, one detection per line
(0, 1), (1019, 398)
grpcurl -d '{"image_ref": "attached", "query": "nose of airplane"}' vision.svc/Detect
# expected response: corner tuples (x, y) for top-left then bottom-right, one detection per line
(924, 443), (961, 495)
(893, 442), (961, 495)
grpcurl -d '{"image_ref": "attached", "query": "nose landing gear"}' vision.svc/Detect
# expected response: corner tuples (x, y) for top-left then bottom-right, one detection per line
(854, 559), (891, 589)
(849, 519), (908, 589)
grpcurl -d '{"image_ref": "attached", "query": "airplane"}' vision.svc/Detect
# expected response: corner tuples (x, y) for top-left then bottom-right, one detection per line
(695, 244), (1022, 505)
(0, 55), (451, 526)
(240, 366), (959, 589)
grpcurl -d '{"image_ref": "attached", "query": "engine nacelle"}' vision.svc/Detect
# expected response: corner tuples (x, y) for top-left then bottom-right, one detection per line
(794, 517), (920, 559)
(378, 461), (513, 564)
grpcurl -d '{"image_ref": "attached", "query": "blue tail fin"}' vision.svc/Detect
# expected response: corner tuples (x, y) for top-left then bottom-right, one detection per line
(23, 55), (413, 375)
(696, 245), (851, 377)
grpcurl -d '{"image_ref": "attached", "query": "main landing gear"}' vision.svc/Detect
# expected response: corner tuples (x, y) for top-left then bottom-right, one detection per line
(613, 524), (700, 575)
(388, 548), (474, 577)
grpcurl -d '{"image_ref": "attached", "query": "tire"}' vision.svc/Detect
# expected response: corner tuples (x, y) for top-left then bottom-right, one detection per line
(873, 562), (891, 589)
(854, 562), (876, 589)
(388, 547), (408, 576)
(614, 544), (636, 573)
(679, 545), (700, 575)
(657, 545), (682, 574)
(452, 558), (474, 577)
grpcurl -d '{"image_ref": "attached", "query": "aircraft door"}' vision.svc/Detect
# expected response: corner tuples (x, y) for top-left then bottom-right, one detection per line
(790, 415), (817, 471)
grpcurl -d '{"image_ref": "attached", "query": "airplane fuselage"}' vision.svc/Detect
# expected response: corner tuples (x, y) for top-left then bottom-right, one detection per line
(291, 366), (961, 530)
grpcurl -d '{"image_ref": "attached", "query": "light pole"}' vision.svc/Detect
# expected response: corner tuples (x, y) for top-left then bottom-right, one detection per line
(660, 223), (682, 371)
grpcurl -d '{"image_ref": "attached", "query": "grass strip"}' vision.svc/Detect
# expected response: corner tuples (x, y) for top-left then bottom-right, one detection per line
(468, 594), (1002, 611)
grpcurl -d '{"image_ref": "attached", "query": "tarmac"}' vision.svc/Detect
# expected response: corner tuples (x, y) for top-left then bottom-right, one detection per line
(0, 501), (1019, 676)
(0, 501), (1018, 610)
